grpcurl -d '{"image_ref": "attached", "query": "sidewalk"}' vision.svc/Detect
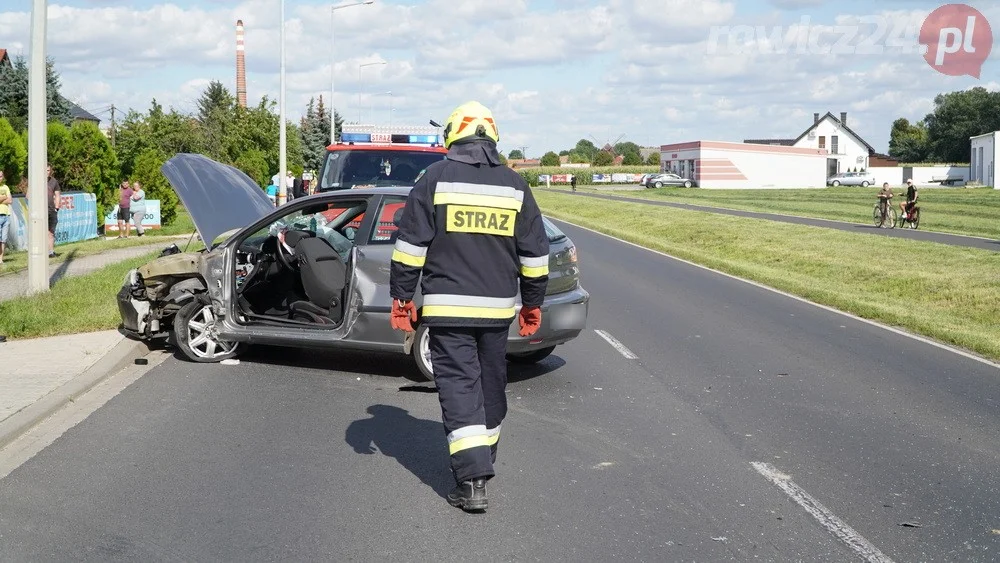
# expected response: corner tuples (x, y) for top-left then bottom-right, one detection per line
(0, 239), (183, 303)
(0, 330), (149, 449)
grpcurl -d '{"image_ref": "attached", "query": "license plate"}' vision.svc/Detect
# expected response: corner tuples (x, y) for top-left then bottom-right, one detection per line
(549, 303), (587, 330)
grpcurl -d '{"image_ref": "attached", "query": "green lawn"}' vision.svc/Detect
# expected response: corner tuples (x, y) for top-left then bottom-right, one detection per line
(0, 208), (196, 276)
(547, 185), (1000, 240)
(535, 190), (1000, 363)
(0, 252), (159, 339)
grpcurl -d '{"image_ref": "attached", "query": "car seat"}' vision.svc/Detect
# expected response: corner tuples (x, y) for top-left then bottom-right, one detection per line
(388, 207), (405, 244)
(290, 237), (347, 324)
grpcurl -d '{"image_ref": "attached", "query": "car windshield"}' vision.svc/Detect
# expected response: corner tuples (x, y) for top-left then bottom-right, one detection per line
(542, 217), (567, 243)
(319, 149), (446, 191)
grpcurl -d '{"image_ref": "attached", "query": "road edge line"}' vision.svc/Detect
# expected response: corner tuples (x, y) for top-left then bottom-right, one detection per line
(0, 337), (150, 451)
(549, 217), (1000, 371)
(594, 329), (638, 359)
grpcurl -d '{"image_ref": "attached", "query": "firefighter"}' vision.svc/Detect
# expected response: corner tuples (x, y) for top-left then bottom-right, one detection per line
(389, 101), (549, 513)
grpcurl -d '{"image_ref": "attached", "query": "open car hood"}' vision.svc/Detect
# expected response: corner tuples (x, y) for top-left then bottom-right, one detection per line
(161, 154), (276, 246)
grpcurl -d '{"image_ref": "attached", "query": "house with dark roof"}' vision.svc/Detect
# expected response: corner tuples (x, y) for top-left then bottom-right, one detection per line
(0, 47), (101, 127)
(746, 112), (887, 177)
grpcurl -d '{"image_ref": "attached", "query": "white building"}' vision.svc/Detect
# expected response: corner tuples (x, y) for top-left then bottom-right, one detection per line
(791, 112), (875, 178)
(660, 141), (828, 189)
(970, 131), (998, 188)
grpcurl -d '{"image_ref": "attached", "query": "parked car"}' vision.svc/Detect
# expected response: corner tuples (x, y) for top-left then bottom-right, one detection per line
(827, 171), (876, 187)
(644, 173), (696, 188)
(117, 154), (590, 380)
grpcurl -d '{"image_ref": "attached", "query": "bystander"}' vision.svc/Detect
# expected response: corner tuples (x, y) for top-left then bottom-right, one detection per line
(47, 164), (61, 257)
(116, 180), (133, 238)
(130, 181), (147, 237)
(0, 170), (11, 265)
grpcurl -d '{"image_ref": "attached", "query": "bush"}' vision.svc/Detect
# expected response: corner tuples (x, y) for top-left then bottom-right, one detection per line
(516, 165), (659, 187)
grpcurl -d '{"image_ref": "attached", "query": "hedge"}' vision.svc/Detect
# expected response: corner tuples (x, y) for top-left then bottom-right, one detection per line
(517, 165), (659, 186)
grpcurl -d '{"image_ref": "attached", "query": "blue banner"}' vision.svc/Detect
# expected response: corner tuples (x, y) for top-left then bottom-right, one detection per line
(104, 200), (162, 232)
(7, 192), (98, 250)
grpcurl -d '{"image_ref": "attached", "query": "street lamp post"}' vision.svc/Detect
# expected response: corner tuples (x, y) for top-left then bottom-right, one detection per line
(278, 0), (287, 206)
(330, 0), (374, 142)
(27, 0), (48, 294)
(357, 60), (386, 123)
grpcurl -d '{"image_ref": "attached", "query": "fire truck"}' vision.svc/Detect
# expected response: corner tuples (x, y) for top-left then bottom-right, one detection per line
(317, 124), (448, 239)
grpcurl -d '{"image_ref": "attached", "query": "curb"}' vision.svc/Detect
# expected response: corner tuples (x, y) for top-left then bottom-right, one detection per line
(0, 337), (150, 451)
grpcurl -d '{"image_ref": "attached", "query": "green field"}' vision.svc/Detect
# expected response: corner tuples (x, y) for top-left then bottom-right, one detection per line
(547, 185), (1000, 240)
(535, 189), (1000, 363)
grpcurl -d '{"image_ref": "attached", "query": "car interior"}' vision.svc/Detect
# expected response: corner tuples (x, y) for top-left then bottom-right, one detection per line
(232, 201), (369, 328)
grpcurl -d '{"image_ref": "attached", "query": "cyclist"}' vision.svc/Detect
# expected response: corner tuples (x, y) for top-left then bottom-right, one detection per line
(899, 179), (918, 220)
(877, 182), (893, 221)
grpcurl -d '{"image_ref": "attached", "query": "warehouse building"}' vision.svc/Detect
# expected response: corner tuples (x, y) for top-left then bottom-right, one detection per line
(660, 140), (828, 189)
(970, 131), (998, 188)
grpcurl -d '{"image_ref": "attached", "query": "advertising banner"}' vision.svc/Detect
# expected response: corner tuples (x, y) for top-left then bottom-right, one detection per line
(7, 192), (99, 251)
(104, 200), (162, 232)
(592, 174), (611, 183)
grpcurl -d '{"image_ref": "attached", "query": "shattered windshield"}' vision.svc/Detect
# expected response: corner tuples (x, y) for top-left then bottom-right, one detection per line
(319, 149), (446, 191)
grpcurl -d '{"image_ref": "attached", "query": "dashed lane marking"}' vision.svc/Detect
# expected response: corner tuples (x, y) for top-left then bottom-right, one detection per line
(594, 329), (638, 360)
(751, 462), (895, 563)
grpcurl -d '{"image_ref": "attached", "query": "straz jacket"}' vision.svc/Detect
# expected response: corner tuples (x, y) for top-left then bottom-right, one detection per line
(389, 142), (550, 327)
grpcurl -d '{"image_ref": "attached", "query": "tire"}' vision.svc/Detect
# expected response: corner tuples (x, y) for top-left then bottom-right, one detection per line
(654, 181), (663, 188)
(412, 324), (434, 381)
(172, 297), (241, 363)
(886, 208), (897, 229)
(911, 208), (920, 229)
(832, 180), (840, 187)
(507, 346), (556, 364)
(862, 181), (870, 187)
(873, 205), (883, 227)
(683, 180), (692, 188)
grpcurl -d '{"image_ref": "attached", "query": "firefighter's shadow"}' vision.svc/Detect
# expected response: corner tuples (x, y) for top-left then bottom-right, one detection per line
(344, 404), (454, 499)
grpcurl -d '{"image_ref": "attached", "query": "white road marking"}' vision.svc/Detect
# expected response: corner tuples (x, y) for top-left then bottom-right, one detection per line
(550, 218), (1000, 371)
(594, 329), (638, 360)
(751, 462), (895, 563)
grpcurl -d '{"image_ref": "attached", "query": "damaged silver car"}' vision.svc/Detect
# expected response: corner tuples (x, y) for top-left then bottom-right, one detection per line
(117, 154), (590, 380)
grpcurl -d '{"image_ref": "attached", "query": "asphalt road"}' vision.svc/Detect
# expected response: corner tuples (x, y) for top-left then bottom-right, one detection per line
(553, 190), (1000, 252)
(1, 220), (999, 561)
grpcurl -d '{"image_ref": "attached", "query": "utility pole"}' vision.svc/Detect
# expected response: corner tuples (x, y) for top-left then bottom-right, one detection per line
(27, 0), (49, 294)
(278, 0), (287, 206)
(519, 146), (528, 160)
(110, 104), (116, 147)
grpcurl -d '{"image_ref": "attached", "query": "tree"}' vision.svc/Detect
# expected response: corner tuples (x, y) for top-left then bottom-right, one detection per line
(0, 118), (27, 186)
(923, 87), (1000, 162)
(593, 150), (614, 166)
(568, 152), (589, 164)
(646, 152), (660, 165)
(888, 118), (929, 163)
(0, 55), (72, 132)
(300, 96), (335, 172)
(558, 150), (570, 156)
(622, 150), (643, 165)
(497, 152), (508, 166)
(197, 80), (234, 123)
(508, 149), (524, 160)
(540, 151), (560, 166)
(573, 139), (598, 162)
(64, 121), (120, 226)
(196, 81), (235, 160)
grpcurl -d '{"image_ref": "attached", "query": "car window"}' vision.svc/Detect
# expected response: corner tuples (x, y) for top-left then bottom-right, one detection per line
(319, 149), (446, 191)
(368, 196), (408, 244)
(543, 217), (567, 243)
(242, 200), (369, 252)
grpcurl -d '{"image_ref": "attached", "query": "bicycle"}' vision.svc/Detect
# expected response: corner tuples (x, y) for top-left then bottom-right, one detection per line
(898, 205), (920, 229)
(873, 199), (896, 228)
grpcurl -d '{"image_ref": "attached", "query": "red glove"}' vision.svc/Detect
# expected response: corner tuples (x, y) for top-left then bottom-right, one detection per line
(390, 299), (417, 332)
(518, 306), (541, 337)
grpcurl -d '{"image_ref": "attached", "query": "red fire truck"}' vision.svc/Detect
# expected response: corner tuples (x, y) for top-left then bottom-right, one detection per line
(317, 125), (448, 239)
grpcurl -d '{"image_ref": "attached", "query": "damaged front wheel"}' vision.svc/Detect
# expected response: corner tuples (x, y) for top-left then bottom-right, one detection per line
(172, 298), (241, 363)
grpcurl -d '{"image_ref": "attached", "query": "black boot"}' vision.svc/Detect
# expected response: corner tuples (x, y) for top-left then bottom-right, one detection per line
(447, 478), (488, 512)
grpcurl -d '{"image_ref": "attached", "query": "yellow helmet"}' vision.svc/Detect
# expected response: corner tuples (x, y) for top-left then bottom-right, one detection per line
(442, 101), (500, 149)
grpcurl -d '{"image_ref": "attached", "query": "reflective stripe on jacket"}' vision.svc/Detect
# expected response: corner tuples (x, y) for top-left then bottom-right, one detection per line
(389, 141), (549, 327)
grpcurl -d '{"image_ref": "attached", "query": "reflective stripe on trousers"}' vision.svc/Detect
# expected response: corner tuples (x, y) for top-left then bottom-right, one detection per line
(430, 325), (509, 482)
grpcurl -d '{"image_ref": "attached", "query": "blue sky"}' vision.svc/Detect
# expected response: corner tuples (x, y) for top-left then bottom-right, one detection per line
(1, 0), (998, 156)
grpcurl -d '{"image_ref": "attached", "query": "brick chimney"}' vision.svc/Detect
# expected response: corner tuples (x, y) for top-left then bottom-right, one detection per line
(840, 111), (847, 125)
(814, 112), (820, 123)
(236, 19), (247, 108)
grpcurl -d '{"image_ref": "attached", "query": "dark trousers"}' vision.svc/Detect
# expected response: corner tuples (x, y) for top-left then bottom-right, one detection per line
(429, 325), (509, 483)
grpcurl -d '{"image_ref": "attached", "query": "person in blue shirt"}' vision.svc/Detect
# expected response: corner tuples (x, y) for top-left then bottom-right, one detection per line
(265, 182), (278, 206)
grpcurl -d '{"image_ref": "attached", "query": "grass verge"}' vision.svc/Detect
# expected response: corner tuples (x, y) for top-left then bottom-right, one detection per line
(535, 190), (1000, 363)
(0, 252), (158, 339)
(0, 208), (196, 276)
(547, 185), (1000, 240)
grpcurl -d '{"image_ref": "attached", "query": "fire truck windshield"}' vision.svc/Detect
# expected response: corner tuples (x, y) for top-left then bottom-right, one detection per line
(318, 149), (447, 191)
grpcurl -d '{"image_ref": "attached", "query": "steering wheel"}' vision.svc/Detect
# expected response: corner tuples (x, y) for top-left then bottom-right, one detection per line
(275, 231), (297, 271)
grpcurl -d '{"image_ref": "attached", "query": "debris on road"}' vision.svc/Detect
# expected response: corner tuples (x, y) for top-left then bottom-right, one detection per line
(899, 522), (923, 528)
(711, 536), (727, 542)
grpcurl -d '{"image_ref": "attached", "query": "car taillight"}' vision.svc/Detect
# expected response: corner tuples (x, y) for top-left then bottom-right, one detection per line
(567, 245), (577, 264)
